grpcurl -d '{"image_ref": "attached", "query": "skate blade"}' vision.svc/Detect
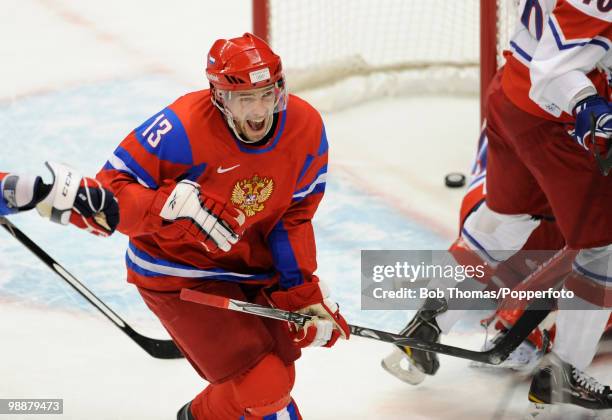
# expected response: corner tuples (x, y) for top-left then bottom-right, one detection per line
(381, 348), (426, 385)
(525, 402), (606, 420)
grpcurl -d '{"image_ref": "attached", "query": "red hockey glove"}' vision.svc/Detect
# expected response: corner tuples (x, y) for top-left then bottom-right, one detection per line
(270, 280), (350, 348)
(69, 177), (119, 236)
(159, 180), (245, 253)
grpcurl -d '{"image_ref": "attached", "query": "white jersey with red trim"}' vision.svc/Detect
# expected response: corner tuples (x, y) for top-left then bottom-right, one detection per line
(503, 0), (612, 121)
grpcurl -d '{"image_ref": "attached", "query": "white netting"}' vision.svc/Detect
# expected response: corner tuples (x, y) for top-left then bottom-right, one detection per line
(263, 0), (519, 111)
(497, 0), (520, 69)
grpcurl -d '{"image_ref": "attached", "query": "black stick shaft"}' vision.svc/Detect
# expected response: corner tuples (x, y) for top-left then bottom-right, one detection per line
(207, 293), (550, 364)
(0, 216), (182, 359)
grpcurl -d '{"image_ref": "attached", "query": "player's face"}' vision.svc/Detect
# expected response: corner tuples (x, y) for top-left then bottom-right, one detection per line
(225, 85), (277, 142)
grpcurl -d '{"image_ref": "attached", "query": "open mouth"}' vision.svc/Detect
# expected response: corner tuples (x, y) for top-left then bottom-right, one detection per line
(247, 117), (266, 132)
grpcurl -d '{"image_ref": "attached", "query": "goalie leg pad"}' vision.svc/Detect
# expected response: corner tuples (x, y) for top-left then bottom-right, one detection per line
(462, 202), (540, 263)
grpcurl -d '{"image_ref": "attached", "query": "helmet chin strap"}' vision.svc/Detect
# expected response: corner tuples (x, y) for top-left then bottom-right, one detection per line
(212, 94), (272, 144)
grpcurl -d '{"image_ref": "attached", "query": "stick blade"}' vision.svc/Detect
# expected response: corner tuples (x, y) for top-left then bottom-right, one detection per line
(124, 325), (183, 359)
(180, 288), (230, 309)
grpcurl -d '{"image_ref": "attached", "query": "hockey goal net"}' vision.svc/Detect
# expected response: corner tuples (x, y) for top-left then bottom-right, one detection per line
(252, 0), (518, 113)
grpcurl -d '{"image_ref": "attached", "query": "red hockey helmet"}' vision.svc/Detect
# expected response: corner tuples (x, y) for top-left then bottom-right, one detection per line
(206, 33), (284, 91)
(206, 33), (287, 144)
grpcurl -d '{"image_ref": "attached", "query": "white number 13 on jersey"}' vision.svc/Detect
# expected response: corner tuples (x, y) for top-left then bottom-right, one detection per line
(142, 114), (173, 148)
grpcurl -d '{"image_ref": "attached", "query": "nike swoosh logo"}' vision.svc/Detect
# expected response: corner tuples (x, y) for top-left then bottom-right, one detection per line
(217, 164), (240, 174)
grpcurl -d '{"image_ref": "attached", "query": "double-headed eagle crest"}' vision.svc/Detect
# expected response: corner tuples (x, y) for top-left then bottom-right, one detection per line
(231, 174), (274, 217)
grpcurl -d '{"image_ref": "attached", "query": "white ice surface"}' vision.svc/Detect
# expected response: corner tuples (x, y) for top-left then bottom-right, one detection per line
(1, 2), (611, 420)
(0, 303), (532, 420)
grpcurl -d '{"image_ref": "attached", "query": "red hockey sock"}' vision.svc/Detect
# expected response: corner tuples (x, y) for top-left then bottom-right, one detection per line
(190, 381), (242, 420)
(190, 354), (299, 419)
(235, 355), (294, 417)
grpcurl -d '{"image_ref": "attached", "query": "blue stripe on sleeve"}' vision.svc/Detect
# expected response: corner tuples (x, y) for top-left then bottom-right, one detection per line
(181, 163), (208, 182)
(134, 108), (193, 165)
(521, 0), (544, 40)
(287, 401), (299, 420)
(268, 220), (303, 288)
(113, 147), (159, 189)
(293, 164), (327, 202)
(590, 38), (611, 51)
(548, 18), (610, 51)
(318, 124), (328, 156)
(293, 183), (326, 202)
(296, 155), (314, 185)
(509, 41), (533, 62)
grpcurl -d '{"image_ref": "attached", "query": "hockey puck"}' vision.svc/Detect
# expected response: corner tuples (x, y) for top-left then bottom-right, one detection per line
(444, 172), (466, 188)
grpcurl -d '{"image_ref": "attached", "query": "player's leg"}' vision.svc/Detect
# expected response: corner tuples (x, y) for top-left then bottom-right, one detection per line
(137, 281), (301, 419)
(487, 70), (612, 414)
(480, 221), (612, 372)
(477, 219), (565, 371)
(185, 356), (300, 419)
(528, 245), (612, 415)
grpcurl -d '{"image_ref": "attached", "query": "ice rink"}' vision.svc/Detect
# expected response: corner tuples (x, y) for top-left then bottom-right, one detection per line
(1, 1), (611, 419)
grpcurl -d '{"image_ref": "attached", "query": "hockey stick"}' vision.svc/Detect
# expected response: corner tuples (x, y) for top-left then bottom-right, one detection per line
(179, 288), (551, 364)
(0, 216), (183, 359)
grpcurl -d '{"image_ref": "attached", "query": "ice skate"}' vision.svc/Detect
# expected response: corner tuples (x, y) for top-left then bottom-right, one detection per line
(526, 352), (612, 419)
(381, 297), (446, 384)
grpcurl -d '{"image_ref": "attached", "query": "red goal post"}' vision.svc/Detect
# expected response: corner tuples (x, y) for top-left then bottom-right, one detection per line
(253, 0), (518, 117)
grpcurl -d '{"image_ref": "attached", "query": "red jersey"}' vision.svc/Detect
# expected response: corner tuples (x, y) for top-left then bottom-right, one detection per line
(97, 91), (328, 292)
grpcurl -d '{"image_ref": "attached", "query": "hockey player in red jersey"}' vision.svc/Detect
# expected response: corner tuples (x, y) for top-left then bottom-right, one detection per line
(382, 0), (612, 415)
(97, 33), (350, 420)
(0, 162), (118, 236)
